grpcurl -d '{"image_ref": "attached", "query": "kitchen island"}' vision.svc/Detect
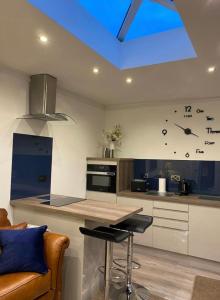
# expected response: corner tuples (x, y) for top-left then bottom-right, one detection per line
(11, 196), (142, 300)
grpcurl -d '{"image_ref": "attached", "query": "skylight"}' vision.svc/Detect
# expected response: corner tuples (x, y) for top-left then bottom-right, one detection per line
(79, 0), (184, 42)
(78, 0), (132, 38)
(125, 0), (184, 41)
(27, 0), (197, 69)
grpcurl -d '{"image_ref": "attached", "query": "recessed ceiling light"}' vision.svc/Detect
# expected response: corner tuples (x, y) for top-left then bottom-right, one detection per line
(93, 67), (99, 74)
(207, 66), (216, 73)
(126, 77), (133, 84)
(39, 35), (48, 44)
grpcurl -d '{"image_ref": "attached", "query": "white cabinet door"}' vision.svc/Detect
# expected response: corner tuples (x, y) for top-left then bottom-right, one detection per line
(153, 200), (189, 255)
(117, 196), (153, 247)
(189, 205), (220, 262)
(153, 226), (188, 254)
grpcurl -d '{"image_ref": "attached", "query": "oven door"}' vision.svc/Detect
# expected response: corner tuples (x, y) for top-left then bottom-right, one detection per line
(86, 171), (116, 193)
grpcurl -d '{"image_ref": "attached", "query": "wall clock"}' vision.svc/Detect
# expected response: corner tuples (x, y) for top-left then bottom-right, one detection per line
(161, 105), (218, 158)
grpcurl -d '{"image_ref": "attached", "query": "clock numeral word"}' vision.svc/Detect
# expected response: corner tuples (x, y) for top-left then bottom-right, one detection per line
(196, 108), (204, 113)
(207, 116), (215, 121)
(185, 152), (190, 158)
(205, 141), (215, 145)
(184, 114), (192, 118)
(196, 149), (205, 154)
(162, 129), (168, 136)
(206, 127), (220, 134)
(185, 106), (192, 113)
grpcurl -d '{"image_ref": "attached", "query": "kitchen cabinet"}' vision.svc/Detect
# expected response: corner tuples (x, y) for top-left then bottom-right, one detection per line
(152, 201), (189, 255)
(153, 227), (188, 254)
(117, 196), (153, 247)
(117, 196), (189, 253)
(189, 205), (220, 262)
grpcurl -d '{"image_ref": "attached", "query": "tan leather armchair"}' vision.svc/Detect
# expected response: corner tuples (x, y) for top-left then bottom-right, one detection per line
(0, 209), (70, 300)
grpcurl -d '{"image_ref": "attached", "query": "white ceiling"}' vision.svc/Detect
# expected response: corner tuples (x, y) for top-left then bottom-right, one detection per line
(0, 0), (220, 107)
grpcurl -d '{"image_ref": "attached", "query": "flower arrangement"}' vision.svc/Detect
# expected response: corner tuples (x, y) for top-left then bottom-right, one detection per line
(103, 124), (122, 146)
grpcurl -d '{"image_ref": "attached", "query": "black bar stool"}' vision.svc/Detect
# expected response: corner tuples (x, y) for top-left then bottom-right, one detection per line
(111, 214), (153, 299)
(79, 226), (130, 300)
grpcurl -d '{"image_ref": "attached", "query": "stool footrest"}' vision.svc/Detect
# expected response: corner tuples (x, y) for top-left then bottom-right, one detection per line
(113, 258), (141, 270)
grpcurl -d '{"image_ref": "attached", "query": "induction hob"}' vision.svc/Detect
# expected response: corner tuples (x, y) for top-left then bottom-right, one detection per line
(38, 194), (85, 207)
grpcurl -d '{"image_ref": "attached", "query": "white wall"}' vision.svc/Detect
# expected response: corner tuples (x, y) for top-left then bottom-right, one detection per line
(0, 67), (104, 219)
(105, 102), (220, 161)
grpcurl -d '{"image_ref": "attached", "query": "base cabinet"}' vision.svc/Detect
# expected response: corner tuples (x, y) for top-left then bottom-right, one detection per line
(117, 195), (220, 262)
(153, 226), (188, 254)
(189, 205), (220, 262)
(117, 196), (153, 247)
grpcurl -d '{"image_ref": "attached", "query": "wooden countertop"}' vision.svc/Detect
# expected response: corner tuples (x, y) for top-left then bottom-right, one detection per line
(118, 190), (220, 208)
(86, 157), (133, 162)
(10, 196), (142, 225)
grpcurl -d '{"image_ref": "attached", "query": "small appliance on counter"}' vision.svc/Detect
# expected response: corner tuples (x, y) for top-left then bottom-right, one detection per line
(178, 179), (190, 195)
(131, 179), (147, 192)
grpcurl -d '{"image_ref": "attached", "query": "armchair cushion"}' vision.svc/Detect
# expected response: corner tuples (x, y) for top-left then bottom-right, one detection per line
(0, 226), (48, 275)
(0, 271), (51, 300)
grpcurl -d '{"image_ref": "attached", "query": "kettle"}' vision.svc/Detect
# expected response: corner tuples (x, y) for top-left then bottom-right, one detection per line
(178, 179), (190, 195)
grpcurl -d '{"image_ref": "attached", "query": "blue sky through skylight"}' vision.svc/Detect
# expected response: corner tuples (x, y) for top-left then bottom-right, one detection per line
(78, 0), (132, 37)
(125, 0), (184, 41)
(78, 0), (184, 42)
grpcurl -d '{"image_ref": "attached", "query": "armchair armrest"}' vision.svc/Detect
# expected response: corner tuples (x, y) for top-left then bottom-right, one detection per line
(0, 209), (11, 226)
(43, 232), (70, 300)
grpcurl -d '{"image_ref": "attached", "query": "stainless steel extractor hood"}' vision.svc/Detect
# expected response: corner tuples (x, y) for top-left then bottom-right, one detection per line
(20, 74), (71, 121)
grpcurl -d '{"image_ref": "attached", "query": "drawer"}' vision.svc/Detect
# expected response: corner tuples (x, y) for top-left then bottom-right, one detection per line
(154, 201), (189, 212)
(153, 226), (188, 255)
(153, 217), (188, 231)
(117, 196), (153, 215)
(153, 208), (189, 221)
(134, 227), (153, 247)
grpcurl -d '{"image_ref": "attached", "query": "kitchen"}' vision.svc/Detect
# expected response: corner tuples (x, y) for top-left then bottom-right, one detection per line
(1, 0), (220, 300)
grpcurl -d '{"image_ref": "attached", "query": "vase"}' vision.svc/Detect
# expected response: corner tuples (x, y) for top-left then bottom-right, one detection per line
(109, 142), (115, 158)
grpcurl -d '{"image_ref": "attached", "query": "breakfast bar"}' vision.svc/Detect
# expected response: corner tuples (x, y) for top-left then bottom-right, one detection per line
(11, 196), (142, 300)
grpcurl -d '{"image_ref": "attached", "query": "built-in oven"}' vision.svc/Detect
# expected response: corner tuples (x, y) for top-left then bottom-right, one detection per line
(86, 164), (117, 193)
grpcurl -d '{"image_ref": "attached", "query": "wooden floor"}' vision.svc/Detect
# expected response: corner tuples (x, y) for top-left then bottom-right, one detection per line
(114, 244), (220, 300)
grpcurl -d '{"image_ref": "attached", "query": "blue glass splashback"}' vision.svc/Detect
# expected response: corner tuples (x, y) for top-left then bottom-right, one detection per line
(11, 133), (53, 200)
(134, 159), (220, 196)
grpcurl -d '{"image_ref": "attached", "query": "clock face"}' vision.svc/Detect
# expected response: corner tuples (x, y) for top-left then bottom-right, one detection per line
(161, 105), (218, 158)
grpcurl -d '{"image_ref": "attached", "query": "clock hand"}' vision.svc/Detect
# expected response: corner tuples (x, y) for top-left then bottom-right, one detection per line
(174, 123), (186, 131)
(190, 132), (199, 138)
(174, 123), (199, 137)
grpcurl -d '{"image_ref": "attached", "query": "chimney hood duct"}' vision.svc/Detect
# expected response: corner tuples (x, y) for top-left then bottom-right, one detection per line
(20, 74), (71, 121)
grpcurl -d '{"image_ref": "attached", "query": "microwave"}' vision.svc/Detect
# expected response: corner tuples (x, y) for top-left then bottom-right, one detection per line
(86, 164), (117, 193)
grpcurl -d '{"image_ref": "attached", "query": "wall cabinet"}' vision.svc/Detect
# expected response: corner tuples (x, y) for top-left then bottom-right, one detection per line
(117, 196), (153, 247)
(189, 205), (220, 262)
